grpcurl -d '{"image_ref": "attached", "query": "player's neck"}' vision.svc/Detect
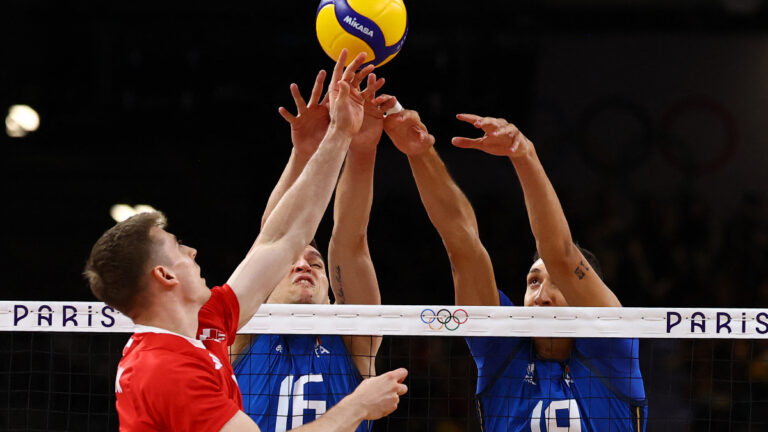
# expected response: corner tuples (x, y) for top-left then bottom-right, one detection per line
(132, 296), (201, 339)
(533, 337), (573, 361)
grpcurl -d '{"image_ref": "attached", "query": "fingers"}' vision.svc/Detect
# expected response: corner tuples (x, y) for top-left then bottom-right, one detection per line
(451, 136), (484, 149)
(356, 368), (409, 420)
(382, 368), (408, 396)
(495, 124), (519, 140)
(352, 64), (375, 88)
(369, 76), (386, 95)
(330, 48), (349, 85)
(416, 128), (436, 146)
(341, 52), (368, 83)
(456, 113), (483, 126)
(361, 73), (376, 100)
(362, 74), (386, 102)
(289, 83), (307, 113)
(386, 367), (408, 382)
(375, 94), (397, 112)
(456, 113), (504, 132)
(475, 116), (504, 130)
(307, 70), (327, 106)
(278, 106), (296, 123)
(335, 80), (351, 102)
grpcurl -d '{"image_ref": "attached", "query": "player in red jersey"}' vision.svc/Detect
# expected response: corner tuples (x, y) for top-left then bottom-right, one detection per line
(84, 50), (408, 432)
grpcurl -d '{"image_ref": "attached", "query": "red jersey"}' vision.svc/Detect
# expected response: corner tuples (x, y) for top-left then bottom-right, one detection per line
(115, 285), (243, 431)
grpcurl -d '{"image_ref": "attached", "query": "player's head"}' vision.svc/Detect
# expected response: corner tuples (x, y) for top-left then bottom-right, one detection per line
(85, 211), (209, 318)
(523, 245), (603, 307)
(267, 239), (331, 305)
(85, 212), (167, 317)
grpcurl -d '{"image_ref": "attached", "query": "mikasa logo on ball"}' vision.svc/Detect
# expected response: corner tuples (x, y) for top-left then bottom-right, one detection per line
(342, 15), (374, 37)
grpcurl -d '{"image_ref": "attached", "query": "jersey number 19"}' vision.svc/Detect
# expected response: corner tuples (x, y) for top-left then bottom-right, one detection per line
(531, 399), (582, 432)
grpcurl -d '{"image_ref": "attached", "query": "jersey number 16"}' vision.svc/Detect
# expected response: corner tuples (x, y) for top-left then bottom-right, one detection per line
(276, 374), (327, 432)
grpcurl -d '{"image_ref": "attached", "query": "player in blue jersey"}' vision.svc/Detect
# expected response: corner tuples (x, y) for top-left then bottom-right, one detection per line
(230, 65), (398, 432)
(383, 108), (647, 431)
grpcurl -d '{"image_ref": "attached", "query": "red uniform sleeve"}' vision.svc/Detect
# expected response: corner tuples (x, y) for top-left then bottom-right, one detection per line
(142, 356), (240, 432)
(198, 284), (240, 347)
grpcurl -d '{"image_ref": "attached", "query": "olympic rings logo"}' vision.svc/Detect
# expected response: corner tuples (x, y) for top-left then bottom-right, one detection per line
(420, 308), (469, 331)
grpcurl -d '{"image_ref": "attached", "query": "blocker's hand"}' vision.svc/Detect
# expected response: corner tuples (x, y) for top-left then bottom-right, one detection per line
(452, 113), (533, 158)
(278, 69), (331, 158)
(349, 71), (390, 153)
(328, 49), (372, 136)
(383, 108), (435, 156)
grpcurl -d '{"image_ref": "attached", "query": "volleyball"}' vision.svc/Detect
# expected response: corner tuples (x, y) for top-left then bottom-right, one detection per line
(315, 0), (408, 68)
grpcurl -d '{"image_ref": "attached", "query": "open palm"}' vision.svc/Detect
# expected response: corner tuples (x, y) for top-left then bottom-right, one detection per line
(278, 70), (330, 157)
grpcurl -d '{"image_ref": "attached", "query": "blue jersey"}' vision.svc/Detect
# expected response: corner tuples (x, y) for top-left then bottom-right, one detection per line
(233, 334), (368, 432)
(466, 291), (647, 432)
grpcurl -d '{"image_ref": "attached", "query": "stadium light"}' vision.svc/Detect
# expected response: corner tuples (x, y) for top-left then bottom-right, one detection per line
(110, 204), (158, 222)
(5, 105), (40, 138)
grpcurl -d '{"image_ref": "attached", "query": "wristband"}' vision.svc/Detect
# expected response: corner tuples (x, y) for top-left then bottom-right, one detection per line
(384, 101), (403, 116)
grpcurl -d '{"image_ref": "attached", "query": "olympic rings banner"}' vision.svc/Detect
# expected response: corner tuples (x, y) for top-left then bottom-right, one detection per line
(3, 301), (768, 339)
(421, 308), (469, 331)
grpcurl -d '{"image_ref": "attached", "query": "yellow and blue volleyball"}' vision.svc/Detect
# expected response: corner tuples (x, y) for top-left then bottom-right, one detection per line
(316, 0), (408, 68)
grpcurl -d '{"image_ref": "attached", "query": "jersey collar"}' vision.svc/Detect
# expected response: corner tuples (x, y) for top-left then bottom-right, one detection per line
(133, 324), (206, 349)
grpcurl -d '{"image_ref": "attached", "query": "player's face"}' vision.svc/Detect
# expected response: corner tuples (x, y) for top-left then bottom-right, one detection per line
(150, 227), (210, 305)
(268, 245), (330, 305)
(523, 258), (568, 307)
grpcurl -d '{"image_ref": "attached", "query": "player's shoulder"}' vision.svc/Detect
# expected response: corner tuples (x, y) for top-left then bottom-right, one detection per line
(199, 285), (239, 328)
(125, 333), (209, 375)
(205, 284), (238, 308)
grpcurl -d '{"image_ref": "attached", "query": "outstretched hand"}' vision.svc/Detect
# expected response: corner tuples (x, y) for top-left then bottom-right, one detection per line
(328, 49), (373, 136)
(278, 70), (330, 158)
(451, 113), (533, 158)
(348, 71), (391, 153)
(383, 108), (435, 156)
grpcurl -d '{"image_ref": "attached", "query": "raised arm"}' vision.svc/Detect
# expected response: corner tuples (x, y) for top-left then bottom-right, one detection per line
(328, 76), (394, 377)
(383, 108), (499, 306)
(452, 113), (621, 307)
(261, 70), (331, 228)
(227, 50), (371, 328)
(261, 65), (379, 227)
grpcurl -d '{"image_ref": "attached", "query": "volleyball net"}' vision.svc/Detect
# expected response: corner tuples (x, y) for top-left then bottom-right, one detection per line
(3, 301), (768, 431)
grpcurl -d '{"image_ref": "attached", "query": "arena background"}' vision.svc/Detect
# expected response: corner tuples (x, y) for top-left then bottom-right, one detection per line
(2, 0), (768, 430)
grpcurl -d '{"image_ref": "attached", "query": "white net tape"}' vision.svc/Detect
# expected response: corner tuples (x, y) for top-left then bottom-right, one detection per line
(3, 301), (768, 338)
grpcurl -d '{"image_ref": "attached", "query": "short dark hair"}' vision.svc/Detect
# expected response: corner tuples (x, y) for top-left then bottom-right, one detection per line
(84, 212), (167, 317)
(532, 244), (604, 280)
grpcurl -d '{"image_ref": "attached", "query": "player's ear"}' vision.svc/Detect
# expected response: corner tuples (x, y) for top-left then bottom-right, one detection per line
(151, 266), (178, 288)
